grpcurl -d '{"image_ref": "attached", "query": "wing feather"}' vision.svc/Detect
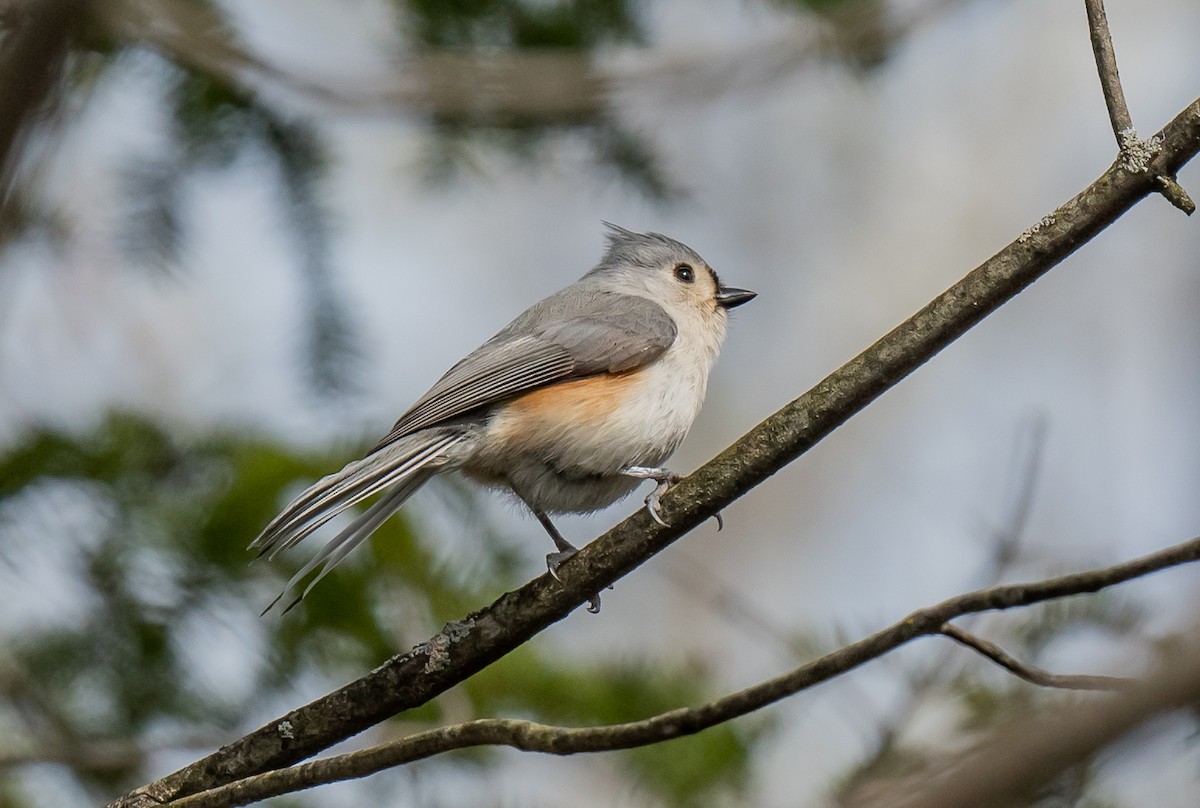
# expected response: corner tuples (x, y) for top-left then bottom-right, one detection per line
(370, 291), (677, 453)
(388, 338), (574, 438)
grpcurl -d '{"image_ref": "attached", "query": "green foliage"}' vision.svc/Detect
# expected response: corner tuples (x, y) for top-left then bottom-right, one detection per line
(0, 413), (757, 807)
(403, 0), (644, 49)
(7, 1), (363, 392)
(421, 116), (679, 202)
(170, 66), (360, 394)
(116, 158), (184, 273)
(396, 0), (674, 199)
(772, 0), (860, 14)
(468, 646), (760, 805)
(1009, 589), (1143, 657)
(765, 0), (895, 70)
(2, 0), (918, 274)
(589, 118), (679, 202)
(172, 68), (258, 167)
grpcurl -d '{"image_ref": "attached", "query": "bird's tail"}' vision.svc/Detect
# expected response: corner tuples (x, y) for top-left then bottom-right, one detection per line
(251, 430), (464, 614)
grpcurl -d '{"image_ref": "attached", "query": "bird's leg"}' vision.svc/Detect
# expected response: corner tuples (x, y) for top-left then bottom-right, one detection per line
(512, 486), (602, 613)
(530, 507), (579, 580)
(621, 466), (724, 530)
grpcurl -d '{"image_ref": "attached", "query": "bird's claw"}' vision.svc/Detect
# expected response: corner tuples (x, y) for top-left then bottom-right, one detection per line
(546, 548), (577, 582)
(547, 549), (605, 613)
(643, 473), (681, 526)
(646, 494), (669, 526)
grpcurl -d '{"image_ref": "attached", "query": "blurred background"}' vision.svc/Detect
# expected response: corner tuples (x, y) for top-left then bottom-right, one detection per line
(1, 0), (1199, 806)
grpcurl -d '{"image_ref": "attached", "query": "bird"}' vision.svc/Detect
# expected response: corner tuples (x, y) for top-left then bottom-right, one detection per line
(251, 224), (756, 614)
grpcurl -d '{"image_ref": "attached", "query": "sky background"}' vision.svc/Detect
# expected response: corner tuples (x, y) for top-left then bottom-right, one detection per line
(2, 0), (1200, 805)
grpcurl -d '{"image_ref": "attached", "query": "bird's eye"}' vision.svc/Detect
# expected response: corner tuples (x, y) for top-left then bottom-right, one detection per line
(674, 263), (695, 283)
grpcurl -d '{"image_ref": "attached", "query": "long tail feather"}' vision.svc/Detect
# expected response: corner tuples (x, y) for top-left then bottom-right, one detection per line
(251, 432), (460, 558)
(254, 431), (463, 614)
(270, 470), (431, 615)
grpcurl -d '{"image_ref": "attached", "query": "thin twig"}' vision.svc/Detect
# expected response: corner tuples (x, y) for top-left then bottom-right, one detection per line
(1155, 173), (1195, 213)
(991, 414), (1048, 569)
(844, 638), (1200, 808)
(168, 536), (1200, 808)
(1083, 0), (1133, 138)
(1083, 0), (1194, 214)
(844, 416), (1049, 783)
(939, 622), (1132, 691)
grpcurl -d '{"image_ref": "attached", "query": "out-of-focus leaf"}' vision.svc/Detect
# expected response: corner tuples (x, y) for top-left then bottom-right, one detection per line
(172, 70), (259, 167)
(1, 412), (756, 806)
(115, 157), (184, 272)
(764, 0), (894, 70)
(1008, 591), (1143, 657)
(467, 647), (760, 805)
(170, 66), (361, 394)
(402, 0), (643, 49)
(269, 117), (360, 397)
(588, 119), (679, 202)
(392, 0), (685, 195)
(419, 117), (680, 202)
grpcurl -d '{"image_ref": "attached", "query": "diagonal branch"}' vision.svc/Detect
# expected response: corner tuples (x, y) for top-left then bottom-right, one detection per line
(1083, 0), (1195, 213)
(170, 536), (1200, 808)
(109, 95), (1200, 808)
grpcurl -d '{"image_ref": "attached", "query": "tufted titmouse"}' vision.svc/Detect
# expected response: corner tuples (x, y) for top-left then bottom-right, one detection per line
(252, 224), (755, 613)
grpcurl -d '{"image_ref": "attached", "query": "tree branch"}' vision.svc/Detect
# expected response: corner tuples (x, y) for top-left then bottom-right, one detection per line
(938, 622), (1133, 692)
(841, 416), (1050, 786)
(843, 637), (1200, 808)
(1084, 0), (1195, 213)
(108, 92), (1200, 808)
(0, 0), (79, 209)
(169, 536), (1200, 808)
(95, 0), (957, 122)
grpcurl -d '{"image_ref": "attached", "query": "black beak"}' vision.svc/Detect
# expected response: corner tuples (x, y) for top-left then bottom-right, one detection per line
(716, 286), (757, 309)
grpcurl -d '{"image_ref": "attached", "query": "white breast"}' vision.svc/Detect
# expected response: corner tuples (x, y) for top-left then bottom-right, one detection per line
(605, 320), (721, 467)
(464, 304), (727, 514)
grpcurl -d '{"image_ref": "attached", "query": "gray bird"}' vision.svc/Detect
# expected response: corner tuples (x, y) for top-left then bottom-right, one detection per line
(252, 224), (755, 613)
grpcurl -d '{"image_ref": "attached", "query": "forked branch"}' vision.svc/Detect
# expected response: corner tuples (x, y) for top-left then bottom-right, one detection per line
(1084, 0), (1195, 213)
(938, 622), (1132, 691)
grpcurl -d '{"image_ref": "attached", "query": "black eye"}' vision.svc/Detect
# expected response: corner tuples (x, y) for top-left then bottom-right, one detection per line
(674, 263), (695, 283)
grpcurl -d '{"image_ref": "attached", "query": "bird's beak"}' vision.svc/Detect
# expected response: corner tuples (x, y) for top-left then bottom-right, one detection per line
(716, 286), (757, 309)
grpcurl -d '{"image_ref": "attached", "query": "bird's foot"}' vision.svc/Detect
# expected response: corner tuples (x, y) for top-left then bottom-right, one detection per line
(621, 466), (682, 526)
(546, 548), (603, 613)
(644, 476), (680, 526)
(545, 548), (577, 582)
(621, 466), (724, 530)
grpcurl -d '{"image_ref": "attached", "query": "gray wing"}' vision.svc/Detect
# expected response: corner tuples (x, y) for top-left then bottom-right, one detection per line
(369, 290), (677, 451)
